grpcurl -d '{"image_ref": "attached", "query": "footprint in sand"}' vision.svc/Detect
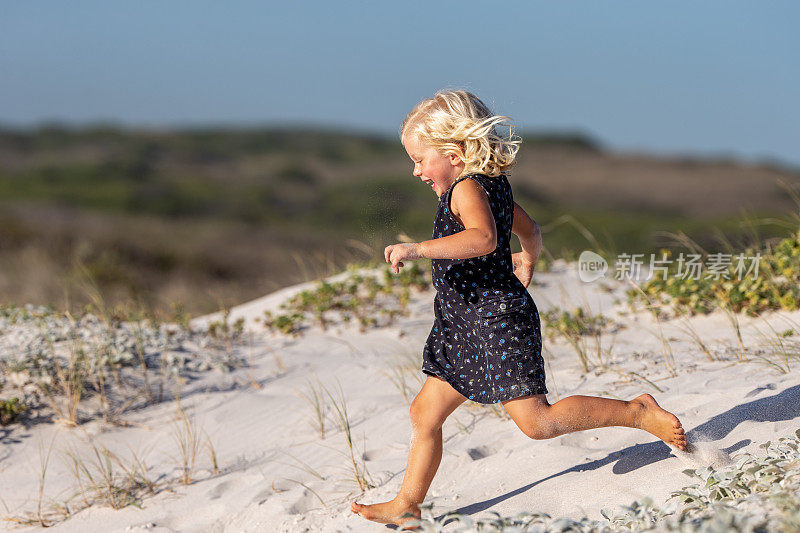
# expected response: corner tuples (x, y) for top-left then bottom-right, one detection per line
(467, 444), (498, 460)
(362, 446), (393, 461)
(249, 477), (292, 506)
(250, 487), (273, 506)
(286, 489), (322, 514)
(207, 479), (234, 500)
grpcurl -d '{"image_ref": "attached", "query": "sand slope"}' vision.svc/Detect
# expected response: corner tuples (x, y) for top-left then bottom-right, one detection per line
(2, 260), (800, 532)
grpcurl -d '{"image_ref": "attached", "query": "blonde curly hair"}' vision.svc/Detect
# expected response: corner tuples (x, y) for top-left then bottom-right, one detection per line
(400, 89), (521, 177)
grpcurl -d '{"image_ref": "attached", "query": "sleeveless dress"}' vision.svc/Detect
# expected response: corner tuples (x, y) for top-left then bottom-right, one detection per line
(421, 172), (548, 404)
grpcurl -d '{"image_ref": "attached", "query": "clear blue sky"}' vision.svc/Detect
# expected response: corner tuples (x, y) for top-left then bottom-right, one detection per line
(2, 1), (798, 166)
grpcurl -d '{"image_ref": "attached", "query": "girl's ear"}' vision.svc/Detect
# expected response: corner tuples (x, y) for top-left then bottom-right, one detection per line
(448, 151), (464, 167)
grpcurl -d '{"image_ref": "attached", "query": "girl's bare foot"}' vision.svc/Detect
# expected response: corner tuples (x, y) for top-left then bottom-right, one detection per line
(631, 393), (687, 450)
(350, 497), (421, 529)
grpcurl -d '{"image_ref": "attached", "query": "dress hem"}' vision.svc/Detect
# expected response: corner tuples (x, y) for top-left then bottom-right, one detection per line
(421, 367), (547, 405)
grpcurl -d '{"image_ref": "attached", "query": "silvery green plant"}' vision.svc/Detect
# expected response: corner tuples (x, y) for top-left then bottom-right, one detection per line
(1, 303), (247, 421)
(2, 304), (245, 377)
(404, 430), (800, 532)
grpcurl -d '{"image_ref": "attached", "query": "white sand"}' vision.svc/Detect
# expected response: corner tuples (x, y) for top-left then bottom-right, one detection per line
(2, 259), (799, 532)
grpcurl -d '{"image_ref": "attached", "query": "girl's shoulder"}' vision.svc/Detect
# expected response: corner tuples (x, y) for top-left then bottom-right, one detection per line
(452, 172), (508, 195)
(450, 173), (491, 199)
(449, 172), (505, 218)
(454, 171), (506, 184)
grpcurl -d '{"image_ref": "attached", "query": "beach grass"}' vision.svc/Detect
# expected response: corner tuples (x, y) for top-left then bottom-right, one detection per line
(65, 435), (155, 511)
(297, 377), (329, 439)
(541, 307), (619, 372)
(320, 379), (374, 493)
(675, 318), (717, 362)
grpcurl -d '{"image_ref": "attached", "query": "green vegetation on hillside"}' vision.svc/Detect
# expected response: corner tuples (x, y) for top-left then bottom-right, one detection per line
(0, 125), (797, 317)
(629, 228), (800, 316)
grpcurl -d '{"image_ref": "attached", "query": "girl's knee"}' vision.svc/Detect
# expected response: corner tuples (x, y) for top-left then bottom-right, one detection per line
(521, 422), (554, 440)
(409, 399), (445, 434)
(514, 408), (557, 440)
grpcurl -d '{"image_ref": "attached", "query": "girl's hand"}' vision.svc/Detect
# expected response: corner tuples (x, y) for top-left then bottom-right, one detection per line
(512, 252), (537, 288)
(384, 243), (423, 274)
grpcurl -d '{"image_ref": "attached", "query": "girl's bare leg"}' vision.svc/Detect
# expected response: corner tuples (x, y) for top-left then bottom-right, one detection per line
(502, 393), (687, 450)
(351, 375), (467, 528)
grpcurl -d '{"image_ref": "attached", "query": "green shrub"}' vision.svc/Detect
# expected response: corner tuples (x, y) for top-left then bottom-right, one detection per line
(0, 397), (27, 425)
(262, 310), (305, 337)
(262, 262), (430, 336)
(629, 229), (800, 316)
(206, 309), (245, 340)
(541, 307), (616, 341)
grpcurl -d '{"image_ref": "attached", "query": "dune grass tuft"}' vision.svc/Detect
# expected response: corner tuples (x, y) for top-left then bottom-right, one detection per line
(319, 379), (374, 492)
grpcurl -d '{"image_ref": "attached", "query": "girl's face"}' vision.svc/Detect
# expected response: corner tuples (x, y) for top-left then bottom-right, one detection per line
(401, 133), (465, 198)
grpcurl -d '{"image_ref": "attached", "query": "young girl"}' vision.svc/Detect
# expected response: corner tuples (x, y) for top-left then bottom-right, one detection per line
(351, 90), (687, 529)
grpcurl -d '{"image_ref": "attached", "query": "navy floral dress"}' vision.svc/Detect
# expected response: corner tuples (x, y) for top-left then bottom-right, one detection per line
(421, 173), (547, 404)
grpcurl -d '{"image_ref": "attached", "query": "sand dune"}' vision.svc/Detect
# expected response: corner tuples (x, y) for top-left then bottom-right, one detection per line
(2, 260), (799, 532)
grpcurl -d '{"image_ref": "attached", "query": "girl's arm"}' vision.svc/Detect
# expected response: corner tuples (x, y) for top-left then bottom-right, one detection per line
(385, 179), (496, 273)
(510, 201), (541, 288)
(511, 201), (542, 267)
